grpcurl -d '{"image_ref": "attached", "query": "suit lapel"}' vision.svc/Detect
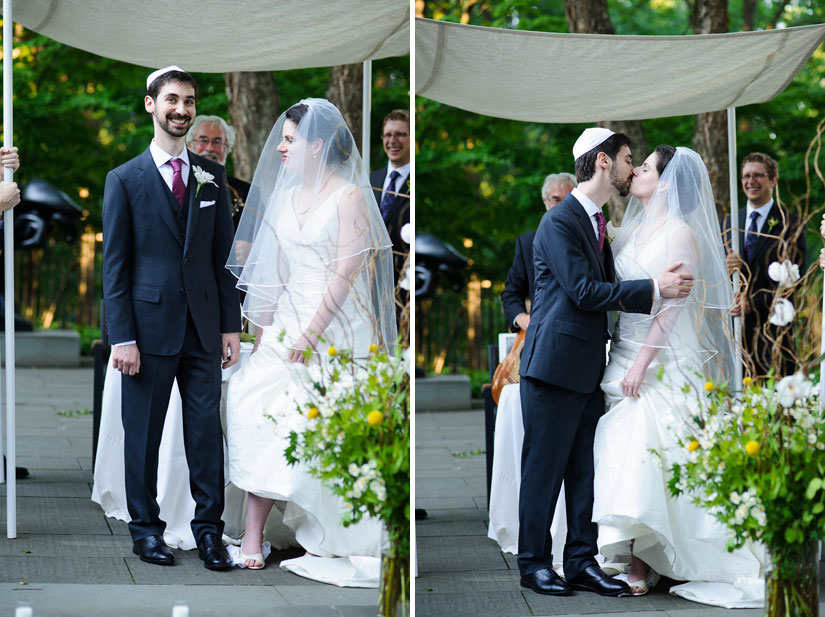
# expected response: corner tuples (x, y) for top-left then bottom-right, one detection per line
(737, 208), (746, 259)
(140, 149), (183, 247)
(748, 203), (780, 266)
(568, 197), (606, 279)
(183, 154), (200, 256)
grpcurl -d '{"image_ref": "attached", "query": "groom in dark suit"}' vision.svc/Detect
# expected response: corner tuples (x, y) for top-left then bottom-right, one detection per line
(102, 66), (241, 570)
(517, 129), (693, 596)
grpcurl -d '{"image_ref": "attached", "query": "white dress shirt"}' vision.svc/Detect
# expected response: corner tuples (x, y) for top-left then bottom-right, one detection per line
(745, 199), (774, 235)
(114, 141), (190, 348)
(382, 161), (410, 195)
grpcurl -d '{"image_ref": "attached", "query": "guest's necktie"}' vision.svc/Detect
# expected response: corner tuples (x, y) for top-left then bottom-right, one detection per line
(594, 211), (607, 252)
(744, 211), (759, 259)
(380, 170), (400, 219)
(169, 158), (186, 206)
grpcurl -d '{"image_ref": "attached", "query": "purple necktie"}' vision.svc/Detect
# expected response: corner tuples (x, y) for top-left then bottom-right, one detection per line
(381, 170), (400, 219)
(744, 211), (759, 259)
(594, 211), (607, 252)
(169, 158), (185, 206)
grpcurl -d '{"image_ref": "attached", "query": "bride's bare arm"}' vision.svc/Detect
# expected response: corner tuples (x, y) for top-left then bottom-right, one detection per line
(289, 187), (371, 363)
(622, 228), (699, 397)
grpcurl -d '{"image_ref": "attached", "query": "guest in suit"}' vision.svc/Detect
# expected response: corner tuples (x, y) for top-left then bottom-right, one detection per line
(371, 109), (410, 296)
(185, 115), (250, 230)
(501, 172), (576, 332)
(102, 66), (241, 570)
(722, 152), (805, 378)
(517, 128), (693, 597)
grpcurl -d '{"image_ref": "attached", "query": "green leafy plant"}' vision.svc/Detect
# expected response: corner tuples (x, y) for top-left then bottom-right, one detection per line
(284, 338), (409, 615)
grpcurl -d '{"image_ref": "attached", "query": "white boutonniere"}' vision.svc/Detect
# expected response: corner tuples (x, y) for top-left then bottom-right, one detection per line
(192, 165), (218, 197)
(767, 217), (779, 232)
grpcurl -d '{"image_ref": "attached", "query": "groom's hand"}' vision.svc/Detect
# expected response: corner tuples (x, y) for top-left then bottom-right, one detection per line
(657, 262), (693, 298)
(221, 332), (241, 369)
(112, 343), (140, 376)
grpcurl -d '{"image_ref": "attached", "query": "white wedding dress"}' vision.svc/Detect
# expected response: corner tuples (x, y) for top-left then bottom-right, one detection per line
(226, 185), (383, 588)
(592, 222), (766, 607)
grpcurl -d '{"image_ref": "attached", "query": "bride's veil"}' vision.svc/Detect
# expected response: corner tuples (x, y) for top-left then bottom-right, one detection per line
(614, 147), (735, 384)
(225, 98), (397, 352)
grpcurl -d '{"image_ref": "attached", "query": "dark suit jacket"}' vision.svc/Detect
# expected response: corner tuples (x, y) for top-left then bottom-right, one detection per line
(519, 194), (654, 394)
(371, 167), (410, 285)
(722, 202), (806, 376)
(102, 148), (241, 356)
(501, 229), (537, 331)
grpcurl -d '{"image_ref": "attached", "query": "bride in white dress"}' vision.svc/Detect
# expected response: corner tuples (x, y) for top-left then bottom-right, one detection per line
(224, 99), (396, 586)
(593, 146), (766, 606)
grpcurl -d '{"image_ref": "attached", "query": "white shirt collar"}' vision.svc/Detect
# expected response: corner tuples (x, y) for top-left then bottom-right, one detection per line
(746, 198), (773, 221)
(571, 187), (601, 218)
(387, 161), (410, 180)
(149, 140), (190, 170)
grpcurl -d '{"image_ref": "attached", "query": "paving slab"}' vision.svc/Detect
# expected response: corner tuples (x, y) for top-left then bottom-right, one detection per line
(0, 556), (134, 584)
(0, 497), (111, 535)
(417, 535), (509, 573)
(416, 590), (531, 617)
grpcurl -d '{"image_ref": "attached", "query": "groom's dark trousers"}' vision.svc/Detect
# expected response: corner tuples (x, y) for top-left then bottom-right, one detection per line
(102, 147), (240, 543)
(517, 193), (653, 577)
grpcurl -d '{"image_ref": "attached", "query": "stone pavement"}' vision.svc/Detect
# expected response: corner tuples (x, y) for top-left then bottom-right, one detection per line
(0, 368), (378, 617)
(415, 408), (824, 617)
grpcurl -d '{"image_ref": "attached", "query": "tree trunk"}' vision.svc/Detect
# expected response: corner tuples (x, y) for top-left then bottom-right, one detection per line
(564, 0), (647, 223)
(224, 71), (279, 181)
(326, 63), (364, 152)
(691, 0), (729, 217)
(742, 0), (757, 30)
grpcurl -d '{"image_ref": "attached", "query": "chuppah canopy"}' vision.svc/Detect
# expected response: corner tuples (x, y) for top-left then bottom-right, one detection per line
(416, 17), (825, 122)
(8, 0), (410, 71)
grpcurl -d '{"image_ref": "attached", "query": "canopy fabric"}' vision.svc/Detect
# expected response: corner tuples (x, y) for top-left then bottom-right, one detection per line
(6, 1), (409, 71)
(416, 18), (825, 122)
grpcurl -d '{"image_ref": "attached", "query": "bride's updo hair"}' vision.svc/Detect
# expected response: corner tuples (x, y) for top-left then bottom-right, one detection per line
(654, 145), (676, 176)
(285, 102), (353, 166)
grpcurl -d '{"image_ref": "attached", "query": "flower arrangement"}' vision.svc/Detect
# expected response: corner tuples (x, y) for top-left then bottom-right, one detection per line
(284, 340), (410, 616)
(667, 372), (825, 617)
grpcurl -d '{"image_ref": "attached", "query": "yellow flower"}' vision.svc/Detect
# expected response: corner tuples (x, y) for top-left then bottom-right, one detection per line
(307, 407), (320, 419)
(327, 346), (338, 357)
(688, 440), (700, 452)
(369, 344), (378, 353)
(367, 411), (383, 426)
(742, 376), (753, 387)
(745, 440), (760, 456)
(704, 381), (714, 392)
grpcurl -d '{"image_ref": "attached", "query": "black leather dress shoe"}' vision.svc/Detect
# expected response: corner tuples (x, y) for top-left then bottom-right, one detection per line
(520, 568), (573, 596)
(132, 535), (174, 565)
(197, 531), (232, 571)
(566, 563), (631, 597)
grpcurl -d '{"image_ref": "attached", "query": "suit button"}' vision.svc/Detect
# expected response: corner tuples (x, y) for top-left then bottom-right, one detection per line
(179, 288), (186, 295)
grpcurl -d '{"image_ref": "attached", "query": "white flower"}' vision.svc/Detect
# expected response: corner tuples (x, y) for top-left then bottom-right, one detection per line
(730, 492), (741, 504)
(402, 348), (410, 376)
(808, 432), (817, 445)
(192, 165), (218, 196)
(768, 260), (800, 288)
(348, 463), (360, 477)
(399, 265), (411, 290)
(769, 298), (796, 326)
(400, 223), (410, 245)
(776, 372), (813, 408)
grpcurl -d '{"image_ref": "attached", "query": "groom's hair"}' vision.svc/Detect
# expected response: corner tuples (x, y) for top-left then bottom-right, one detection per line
(574, 133), (631, 183)
(147, 70), (198, 101)
(741, 152), (778, 179)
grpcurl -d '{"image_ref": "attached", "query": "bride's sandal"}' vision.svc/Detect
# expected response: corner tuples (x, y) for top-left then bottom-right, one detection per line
(628, 570), (660, 596)
(240, 549), (265, 570)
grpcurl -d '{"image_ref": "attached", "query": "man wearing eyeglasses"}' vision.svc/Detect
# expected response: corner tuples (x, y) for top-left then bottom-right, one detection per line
(722, 152), (806, 378)
(186, 115), (250, 229)
(371, 109), (411, 307)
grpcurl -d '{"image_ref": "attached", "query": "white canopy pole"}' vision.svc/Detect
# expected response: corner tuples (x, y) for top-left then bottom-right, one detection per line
(728, 106), (743, 393)
(3, 0), (16, 538)
(362, 59), (372, 171)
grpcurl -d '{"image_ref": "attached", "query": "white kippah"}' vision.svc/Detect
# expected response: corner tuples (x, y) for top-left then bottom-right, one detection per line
(146, 65), (186, 90)
(573, 127), (615, 161)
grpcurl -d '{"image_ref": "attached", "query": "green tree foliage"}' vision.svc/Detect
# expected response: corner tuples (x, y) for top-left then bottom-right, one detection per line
(417, 0), (825, 284)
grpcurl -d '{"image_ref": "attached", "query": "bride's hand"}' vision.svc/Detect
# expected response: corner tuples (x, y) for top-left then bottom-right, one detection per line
(621, 363), (646, 398)
(289, 331), (319, 364)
